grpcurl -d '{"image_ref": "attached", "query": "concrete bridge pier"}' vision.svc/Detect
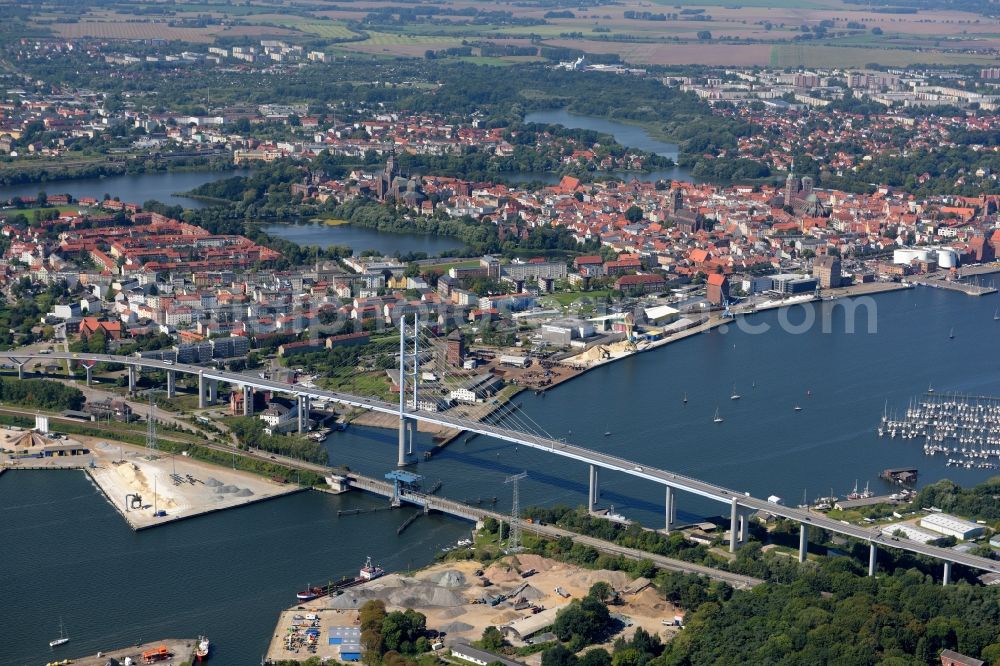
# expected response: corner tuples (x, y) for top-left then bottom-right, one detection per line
(738, 508), (753, 546)
(298, 394), (310, 433)
(243, 385), (253, 416)
(664, 485), (675, 533)
(207, 379), (218, 405)
(729, 499), (754, 552)
(869, 542), (877, 576)
(406, 418), (417, 455)
(397, 417), (408, 467)
(127, 365), (137, 392)
(166, 370), (175, 398)
(84, 363), (93, 387)
(799, 523), (809, 563)
(943, 561), (952, 586)
(729, 498), (739, 552)
(198, 373), (206, 408)
(15, 361), (24, 380)
(588, 465), (600, 512)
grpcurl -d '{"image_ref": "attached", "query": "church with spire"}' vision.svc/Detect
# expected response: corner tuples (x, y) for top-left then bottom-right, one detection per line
(783, 163), (826, 217)
(374, 151), (426, 209)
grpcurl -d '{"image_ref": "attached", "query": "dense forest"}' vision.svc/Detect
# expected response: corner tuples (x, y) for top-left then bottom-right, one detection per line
(523, 494), (1000, 666)
(0, 377), (84, 411)
(226, 415), (329, 464)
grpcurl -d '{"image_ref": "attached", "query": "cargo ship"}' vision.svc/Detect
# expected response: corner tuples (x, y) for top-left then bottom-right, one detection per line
(296, 556), (385, 601)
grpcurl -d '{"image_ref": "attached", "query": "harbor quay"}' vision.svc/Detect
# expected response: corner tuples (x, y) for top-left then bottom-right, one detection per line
(0, 427), (301, 530)
(55, 638), (196, 666)
(265, 556), (688, 666)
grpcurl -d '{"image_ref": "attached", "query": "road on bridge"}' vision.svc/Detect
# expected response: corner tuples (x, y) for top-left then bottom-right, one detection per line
(13, 351), (1000, 577)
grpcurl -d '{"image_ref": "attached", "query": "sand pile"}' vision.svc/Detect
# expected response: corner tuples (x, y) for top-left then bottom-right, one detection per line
(483, 562), (521, 584)
(115, 462), (177, 509)
(490, 610), (521, 624)
(574, 570), (631, 590)
(514, 554), (555, 572)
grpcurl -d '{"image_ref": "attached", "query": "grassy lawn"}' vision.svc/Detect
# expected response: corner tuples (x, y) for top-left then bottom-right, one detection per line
(422, 259), (481, 274)
(544, 289), (612, 306)
(156, 393), (203, 413)
(2, 204), (96, 217)
(323, 368), (392, 399)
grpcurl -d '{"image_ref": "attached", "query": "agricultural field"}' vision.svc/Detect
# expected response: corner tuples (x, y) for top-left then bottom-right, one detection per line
(770, 43), (1000, 68)
(253, 16), (361, 40)
(51, 21), (221, 43)
(22, 0), (1000, 67)
(339, 31), (468, 57)
(544, 39), (775, 66)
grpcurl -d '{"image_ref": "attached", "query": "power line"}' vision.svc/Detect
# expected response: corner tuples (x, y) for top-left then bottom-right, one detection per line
(505, 471), (527, 552)
(145, 393), (157, 457)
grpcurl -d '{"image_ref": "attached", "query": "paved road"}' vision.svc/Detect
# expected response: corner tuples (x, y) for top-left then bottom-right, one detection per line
(13, 351), (1000, 576)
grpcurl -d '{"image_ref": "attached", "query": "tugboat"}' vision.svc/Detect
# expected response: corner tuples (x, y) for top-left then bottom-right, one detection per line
(296, 585), (326, 602)
(195, 636), (210, 662)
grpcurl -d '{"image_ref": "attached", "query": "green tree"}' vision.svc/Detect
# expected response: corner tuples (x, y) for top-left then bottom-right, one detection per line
(478, 626), (506, 652)
(624, 205), (643, 223)
(542, 643), (579, 666)
(588, 581), (612, 603)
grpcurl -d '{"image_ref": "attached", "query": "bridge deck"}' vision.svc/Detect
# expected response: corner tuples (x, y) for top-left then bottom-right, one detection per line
(14, 351), (1000, 576)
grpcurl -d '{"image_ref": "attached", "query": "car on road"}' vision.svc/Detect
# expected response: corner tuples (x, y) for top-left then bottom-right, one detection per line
(633, 466), (643, 472)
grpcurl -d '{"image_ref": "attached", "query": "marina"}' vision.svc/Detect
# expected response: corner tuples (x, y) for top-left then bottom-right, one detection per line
(880, 392), (1000, 469)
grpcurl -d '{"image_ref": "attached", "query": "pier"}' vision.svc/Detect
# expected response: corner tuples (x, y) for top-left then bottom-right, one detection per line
(1, 434), (303, 531)
(906, 275), (998, 296)
(62, 638), (196, 666)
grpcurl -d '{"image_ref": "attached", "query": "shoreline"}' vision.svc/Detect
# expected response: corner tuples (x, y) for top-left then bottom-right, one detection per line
(342, 282), (914, 441)
(543, 280), (914, 392)
(0, 161), (236, 191)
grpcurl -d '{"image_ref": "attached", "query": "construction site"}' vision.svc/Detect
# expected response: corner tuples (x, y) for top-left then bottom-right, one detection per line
(266, 555), (680, 665)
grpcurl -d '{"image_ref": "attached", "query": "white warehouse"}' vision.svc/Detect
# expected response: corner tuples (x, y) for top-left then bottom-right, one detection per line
(919, 513), (986, 540)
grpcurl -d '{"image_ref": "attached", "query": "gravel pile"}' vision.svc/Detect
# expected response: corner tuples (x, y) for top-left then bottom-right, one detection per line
(439, 621), (473, 634)
(387, 584), (464, 608)
(520, 585), (545, 601)
(423, 569), (466, 588)
(205, 478), (223, 487)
